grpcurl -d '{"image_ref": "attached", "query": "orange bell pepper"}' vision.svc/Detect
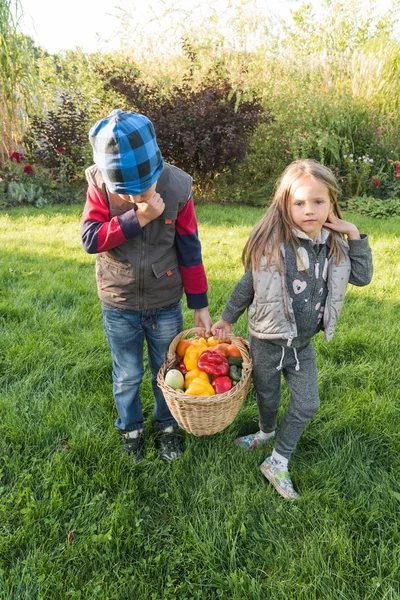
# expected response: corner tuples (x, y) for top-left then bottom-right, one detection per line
(227, 343), (242, 358)
(176, 339), (193, 358)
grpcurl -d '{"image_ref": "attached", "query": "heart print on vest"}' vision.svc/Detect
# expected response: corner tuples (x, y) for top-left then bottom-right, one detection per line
(293, 279), (307, 294)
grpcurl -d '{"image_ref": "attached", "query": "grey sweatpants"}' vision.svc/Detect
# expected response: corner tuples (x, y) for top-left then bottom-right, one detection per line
(250, 336), (320, 459)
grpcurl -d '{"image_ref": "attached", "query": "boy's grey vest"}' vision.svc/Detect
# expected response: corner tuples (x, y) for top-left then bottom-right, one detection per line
(85, 163), (192, 310)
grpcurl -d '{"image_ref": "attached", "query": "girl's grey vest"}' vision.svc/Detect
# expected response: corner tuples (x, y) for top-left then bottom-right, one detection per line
(85, 163), (192, 310)
(248, 239), (352, 344)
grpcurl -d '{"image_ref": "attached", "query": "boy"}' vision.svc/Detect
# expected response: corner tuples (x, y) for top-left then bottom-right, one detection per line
(81, 109), (212, 463)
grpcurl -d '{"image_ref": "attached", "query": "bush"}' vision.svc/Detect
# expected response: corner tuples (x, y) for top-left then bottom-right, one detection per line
(95, 49), (273, 182)
(345, 195), (400, 218)
(24, 94), (90, 182)
(0, 151), (85, 207)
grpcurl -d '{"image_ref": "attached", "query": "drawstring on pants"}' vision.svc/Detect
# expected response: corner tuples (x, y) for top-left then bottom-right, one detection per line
(293, 347), (300, 371)
(276, 346), (300, 371)
(276, 347), (285, 371)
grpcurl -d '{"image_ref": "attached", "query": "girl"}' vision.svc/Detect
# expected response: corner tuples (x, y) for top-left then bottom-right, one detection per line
(212, 159), (373, 499)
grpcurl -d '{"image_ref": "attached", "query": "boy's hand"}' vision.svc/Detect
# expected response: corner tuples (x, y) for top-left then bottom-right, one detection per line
(135, 192), (165, 227)
(211, 318), (233, 342)
(194, 307), (213, 338)
(324, 212), (361, 240)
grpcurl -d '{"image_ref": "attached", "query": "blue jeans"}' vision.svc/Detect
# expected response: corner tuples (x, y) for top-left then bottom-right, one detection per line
(102, 301), (183, 432)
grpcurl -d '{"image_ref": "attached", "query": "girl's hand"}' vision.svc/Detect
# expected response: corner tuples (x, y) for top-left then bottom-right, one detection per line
(324, 211), (361, 240)
(211, 318), (233, 342)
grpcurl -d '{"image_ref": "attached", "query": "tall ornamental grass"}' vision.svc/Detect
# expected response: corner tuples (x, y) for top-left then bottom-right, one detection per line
(0, 0), (41, 165)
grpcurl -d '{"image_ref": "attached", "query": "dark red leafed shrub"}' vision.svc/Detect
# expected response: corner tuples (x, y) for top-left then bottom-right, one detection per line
(24, 94), (89, 181)
(95, 53), (273, 181)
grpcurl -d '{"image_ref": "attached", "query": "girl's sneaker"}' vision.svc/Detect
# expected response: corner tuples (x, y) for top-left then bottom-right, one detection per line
(259, 456), (299, 500)
(235, 431), (273, 450)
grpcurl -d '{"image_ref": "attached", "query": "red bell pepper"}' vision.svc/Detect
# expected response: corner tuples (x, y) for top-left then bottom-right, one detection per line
(197, 350), (229, 377)
(211, 375), (233, 394)
(177, 360), (188, 376)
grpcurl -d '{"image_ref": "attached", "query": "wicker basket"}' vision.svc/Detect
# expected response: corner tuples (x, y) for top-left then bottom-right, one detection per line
(157, 327), (252, 436)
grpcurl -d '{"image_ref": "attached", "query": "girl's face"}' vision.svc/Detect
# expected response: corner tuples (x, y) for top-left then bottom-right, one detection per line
(290, 176), (331, 241)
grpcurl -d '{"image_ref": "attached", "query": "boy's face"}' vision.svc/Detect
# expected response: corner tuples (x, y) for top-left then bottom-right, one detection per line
(118, 182), (157, 204)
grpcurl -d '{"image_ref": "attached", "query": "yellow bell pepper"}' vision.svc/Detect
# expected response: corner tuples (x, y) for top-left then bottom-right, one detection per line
(183, 343), (208, 370)
(185, 377), (216, 396)
(184, 368), (209, 389)
(207, 336), (220, 346)
(192, 337), (208, 347)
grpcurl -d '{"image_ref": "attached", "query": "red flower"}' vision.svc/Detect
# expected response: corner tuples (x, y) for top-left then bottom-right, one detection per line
(9, 151), (24, 163)
(373, 179), (380, 187)
(23, 165), (34, 175)
(57, 147), (65, 153)
(396, 163), (400, 170)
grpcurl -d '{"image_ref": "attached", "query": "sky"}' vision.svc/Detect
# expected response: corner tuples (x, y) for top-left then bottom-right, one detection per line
(19, 0), (398, 55)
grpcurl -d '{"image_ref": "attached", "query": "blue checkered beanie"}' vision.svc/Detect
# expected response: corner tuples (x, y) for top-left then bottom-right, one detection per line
(89, 109), (164, 195)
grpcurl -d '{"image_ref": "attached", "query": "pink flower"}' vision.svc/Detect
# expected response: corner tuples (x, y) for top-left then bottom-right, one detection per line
(23, 165), (34, 175)
(335, 167), (340, 172)
(285, 150), (292, 155)
(396, 163), (400, 170)
(373, 179), (380, 187)
(280, 139), (286, 145)
(57, 147), (65, 153)
(396, 172), (400, 178)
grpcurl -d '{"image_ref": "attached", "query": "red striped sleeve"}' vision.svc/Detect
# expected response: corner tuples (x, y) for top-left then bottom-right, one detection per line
(81, 185), (141, 253)
(175, 196), (208, 308)
(175, 197), (198, 235)
(179, 264), (208, 294)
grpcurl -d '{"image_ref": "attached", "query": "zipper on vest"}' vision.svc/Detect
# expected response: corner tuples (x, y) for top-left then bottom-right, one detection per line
(280, 255), (296, 346)
(308, 246), (321, 321)
(138, 227), (146, 310)
(315, 254), (320, 279)
(324, 260), (332, 341)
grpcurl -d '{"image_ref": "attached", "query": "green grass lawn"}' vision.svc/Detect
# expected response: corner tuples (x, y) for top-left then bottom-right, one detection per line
(0, 204), (399, 599)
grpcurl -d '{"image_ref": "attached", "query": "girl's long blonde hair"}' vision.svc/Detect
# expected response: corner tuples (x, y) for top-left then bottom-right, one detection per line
(243, 159), (344, 272)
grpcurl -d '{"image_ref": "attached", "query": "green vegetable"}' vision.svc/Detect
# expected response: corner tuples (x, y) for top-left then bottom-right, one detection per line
(228, 356), (243, 367)
(229, 365), (242, 382)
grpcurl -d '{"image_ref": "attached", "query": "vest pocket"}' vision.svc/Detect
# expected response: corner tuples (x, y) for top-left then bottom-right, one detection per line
(96, 254), (135, 301)
(149, 253), (183, 299)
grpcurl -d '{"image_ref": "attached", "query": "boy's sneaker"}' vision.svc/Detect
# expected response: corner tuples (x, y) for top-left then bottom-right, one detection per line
(259, 456), (299, 500)
(121, 432), (144, 463)
(156, 428), (182, 462)
(235, 431), (273, 450)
